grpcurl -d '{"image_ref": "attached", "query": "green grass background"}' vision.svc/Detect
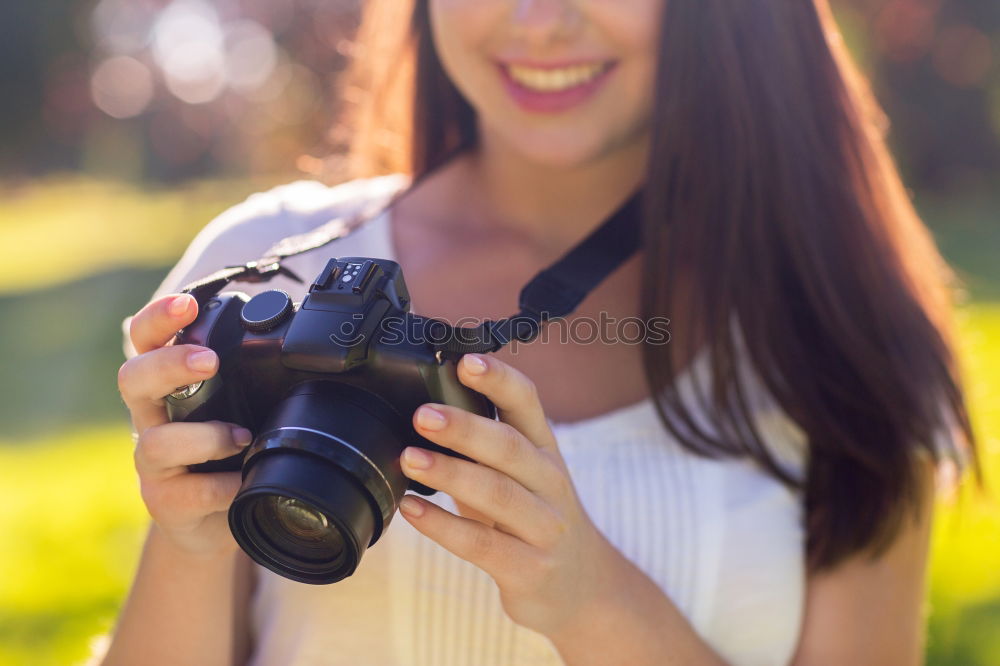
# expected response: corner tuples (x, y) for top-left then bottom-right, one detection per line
(0, 178), (997, 665)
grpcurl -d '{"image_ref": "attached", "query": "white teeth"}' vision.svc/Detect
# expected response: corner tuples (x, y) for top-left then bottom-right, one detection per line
(506, 63), (608, 92)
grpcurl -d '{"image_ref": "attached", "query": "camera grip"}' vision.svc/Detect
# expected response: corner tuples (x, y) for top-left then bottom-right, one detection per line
(189, 450), (246, 473)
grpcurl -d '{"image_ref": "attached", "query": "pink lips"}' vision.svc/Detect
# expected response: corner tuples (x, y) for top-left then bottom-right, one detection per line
(496, 61), (617, 114)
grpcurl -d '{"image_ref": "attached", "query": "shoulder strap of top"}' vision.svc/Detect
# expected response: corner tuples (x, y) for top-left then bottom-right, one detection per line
(180, 175), (411, 303)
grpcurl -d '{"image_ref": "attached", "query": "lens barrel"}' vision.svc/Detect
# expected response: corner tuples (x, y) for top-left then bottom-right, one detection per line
(229, 381), (410, 584)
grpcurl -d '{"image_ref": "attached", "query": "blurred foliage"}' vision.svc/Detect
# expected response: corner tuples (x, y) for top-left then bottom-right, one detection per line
(836, 0), (1000, 190)
(925, 306), (1000, 665)
(0, 0), (362, 181)
(0, 426), (147, 666)
(918, 187), (1000, 301)
(0, 178), (262, 294)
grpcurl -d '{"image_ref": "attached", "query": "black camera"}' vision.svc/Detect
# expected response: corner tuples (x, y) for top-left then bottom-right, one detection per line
(165, 257), (495, 585)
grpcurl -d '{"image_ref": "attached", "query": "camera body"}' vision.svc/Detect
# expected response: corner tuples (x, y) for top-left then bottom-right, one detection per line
(165, 256), (495, 583)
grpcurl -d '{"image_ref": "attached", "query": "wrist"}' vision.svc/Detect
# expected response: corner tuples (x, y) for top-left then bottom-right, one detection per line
(148, 522), (240, 566)
(544, 535), (635, 653)
(544, 538), (725, 666)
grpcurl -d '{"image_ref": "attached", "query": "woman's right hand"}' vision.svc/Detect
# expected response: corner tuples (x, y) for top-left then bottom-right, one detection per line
(118, 293), (252, 558)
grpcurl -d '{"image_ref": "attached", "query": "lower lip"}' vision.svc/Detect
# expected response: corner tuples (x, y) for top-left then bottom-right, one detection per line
(497, 63), (617, 114)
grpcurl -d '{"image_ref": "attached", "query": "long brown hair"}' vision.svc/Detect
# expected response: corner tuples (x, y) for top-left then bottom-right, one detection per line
(335, 0), (977, 571)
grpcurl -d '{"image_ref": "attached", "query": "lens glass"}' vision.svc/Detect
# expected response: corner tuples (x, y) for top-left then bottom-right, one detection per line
(250, 494), (345, 565)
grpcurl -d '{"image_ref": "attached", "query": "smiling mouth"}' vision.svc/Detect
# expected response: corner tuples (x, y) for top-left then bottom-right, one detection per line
(500, 62), (615, 93)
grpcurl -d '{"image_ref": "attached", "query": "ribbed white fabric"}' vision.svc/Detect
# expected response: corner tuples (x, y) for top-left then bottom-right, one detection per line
(139, 175), (813, 666)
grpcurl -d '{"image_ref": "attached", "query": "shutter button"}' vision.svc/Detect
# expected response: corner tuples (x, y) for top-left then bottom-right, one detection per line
(241, 290), (293, 332)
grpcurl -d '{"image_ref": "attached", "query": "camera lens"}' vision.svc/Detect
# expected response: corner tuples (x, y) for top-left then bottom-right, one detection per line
(251, 495), (345, 564)
(231, 452), (375, 583)
(271, 497), (333, 542)
(229, 382), (411, 584)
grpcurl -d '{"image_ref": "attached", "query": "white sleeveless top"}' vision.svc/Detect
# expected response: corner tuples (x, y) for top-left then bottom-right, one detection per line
(141, 174), (811, 665)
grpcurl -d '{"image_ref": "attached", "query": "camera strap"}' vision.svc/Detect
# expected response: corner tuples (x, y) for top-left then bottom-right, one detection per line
(178, 197), (397, 303)
(181, 183), (644, 358)
(425, 190), (642, 356)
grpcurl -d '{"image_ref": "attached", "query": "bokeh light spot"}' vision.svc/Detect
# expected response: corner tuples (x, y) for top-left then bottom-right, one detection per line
(875, 0), (941, 63)
(152, 0), (226, 105)
(90, 56), (154, 119)
(91, 0), (156, 55)
(225, 19), (278, 93)
(932, 24), (993, 90)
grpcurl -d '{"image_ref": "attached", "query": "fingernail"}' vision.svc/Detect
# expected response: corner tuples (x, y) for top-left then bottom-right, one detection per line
(403, 447), (433, 470)
(416, 405), (447, 431)
(463, 354), (488, 375)
(188, 349), (217, 372)
(231, 427), (252, 447)
(169, 295), (191, 317)
(399, 495), (425, 517)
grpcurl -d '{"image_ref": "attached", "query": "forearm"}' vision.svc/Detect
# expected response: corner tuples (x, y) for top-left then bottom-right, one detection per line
(546, 552), (727, 666)
(102, 523), (250, 666)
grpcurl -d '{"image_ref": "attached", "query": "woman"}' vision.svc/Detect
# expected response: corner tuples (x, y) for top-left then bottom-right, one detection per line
(107, 0), (976, 664)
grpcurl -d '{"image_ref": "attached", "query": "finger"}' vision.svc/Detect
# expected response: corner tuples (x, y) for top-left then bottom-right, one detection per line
(400, 447), (561, 548)
(413, 404), (566, 496)
(457, 354), (557, 452)
(118, 345), (219, 434)
(135, 421), (252, 480)
(398, 495), (534, 581)
(144, 471), (243, 526)
(130, 293), (199, 355)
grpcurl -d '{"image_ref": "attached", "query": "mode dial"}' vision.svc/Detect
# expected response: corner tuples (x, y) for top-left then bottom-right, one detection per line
(240, 290), (293, 333)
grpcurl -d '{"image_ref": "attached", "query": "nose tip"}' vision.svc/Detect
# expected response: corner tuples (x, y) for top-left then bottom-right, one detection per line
(510, 0), (581, 44)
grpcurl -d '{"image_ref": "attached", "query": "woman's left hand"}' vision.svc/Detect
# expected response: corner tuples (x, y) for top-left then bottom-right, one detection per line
(398, 353), (625, 638)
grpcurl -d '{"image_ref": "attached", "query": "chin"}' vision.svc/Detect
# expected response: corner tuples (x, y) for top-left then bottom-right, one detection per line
(504, 130), (610, 170)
